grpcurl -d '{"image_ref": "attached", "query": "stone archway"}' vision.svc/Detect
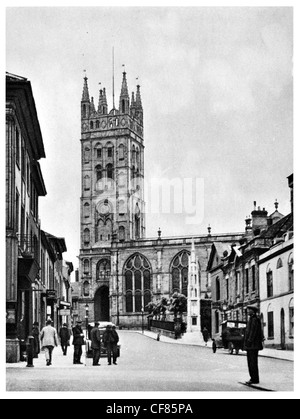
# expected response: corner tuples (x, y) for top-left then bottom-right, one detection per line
(94, 286), (110, 322)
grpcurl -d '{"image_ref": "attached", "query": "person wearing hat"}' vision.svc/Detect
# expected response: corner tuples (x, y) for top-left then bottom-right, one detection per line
(59, 323), (71, 356)
(103, 325), (118, 365)
(31, 321), (40, 358)
(40, 319), (58, 366)
(90, 322), (101, 366)
(72, 320), (85, 364)
(244, 305), (264, 385)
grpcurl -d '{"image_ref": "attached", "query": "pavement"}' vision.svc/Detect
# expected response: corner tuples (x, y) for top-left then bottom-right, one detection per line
(139, 330), (295, 362)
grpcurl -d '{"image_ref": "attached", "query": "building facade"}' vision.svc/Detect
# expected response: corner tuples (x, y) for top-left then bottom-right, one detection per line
(77, 70), (244, 333)
(258, 232), (294, 350)
(208, 176), (293, 346)
(6, 72), (73, 362)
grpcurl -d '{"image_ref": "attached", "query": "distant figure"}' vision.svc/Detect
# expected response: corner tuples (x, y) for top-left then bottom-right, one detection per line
(90, 322), (101, 366)
(72, 320), (85, 365)
(32, 322), (40, 358)
(244, 305), (264, 385)
(212, 339), (217, 354)
(111, 326), (120, 365)
(202, 327), (209, 346)
(40, 320), (58, 366)
(103, 325), (118, 366)
(59, 323), (71, 356)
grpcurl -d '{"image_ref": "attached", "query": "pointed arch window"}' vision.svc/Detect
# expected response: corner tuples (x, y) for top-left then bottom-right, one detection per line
(84, 175), (90, 191)
(96, 259), (111, 281)
(96, 120), (100, 129)
(83, 281), (90, 297)
(95, 165), (102, 181)
(83, 228), (90, 246)
(266, 265), (273, 298)
(124, 254), (152, 313)
(90, 121), (94, 130)
(170, 251), (190, 297)
(83, 259), (90, 274)
(119, 226), (125, 242)
(84, 202), (90, 218)
(119, 144), (124, 160)
(277, 258), (283, 269)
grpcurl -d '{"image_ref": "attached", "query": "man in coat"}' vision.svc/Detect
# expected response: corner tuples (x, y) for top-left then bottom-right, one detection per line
(40, 319), (58, 366)
(59, 323), (71, 356)
(103, 325), (118, 365)
(90, 322), (101, 366)
(72, 320), (85, 365)
(244, 305), (264, 385)
(111, 326), (120, 365)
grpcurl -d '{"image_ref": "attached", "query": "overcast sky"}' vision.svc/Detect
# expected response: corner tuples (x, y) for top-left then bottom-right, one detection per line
(5, 5), (294, 273)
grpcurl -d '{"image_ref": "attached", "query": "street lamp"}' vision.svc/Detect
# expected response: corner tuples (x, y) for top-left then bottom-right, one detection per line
(85, 303), (89, 340)
(141, 307), (144, 334)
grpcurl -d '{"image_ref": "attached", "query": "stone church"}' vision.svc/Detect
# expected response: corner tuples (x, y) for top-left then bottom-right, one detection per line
(77, 70), (243, 333)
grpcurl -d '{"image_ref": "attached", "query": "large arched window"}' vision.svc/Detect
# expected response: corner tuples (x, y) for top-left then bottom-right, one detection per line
(288, 253), (294, 291)
(170, 251), (190, 296)
(96, 259), (111, 281)
(124, 254), (152, 313)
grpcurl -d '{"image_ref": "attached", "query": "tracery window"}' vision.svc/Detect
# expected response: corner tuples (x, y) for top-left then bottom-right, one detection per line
(124, 254), (152, 313)
(170, 251), (190, 296)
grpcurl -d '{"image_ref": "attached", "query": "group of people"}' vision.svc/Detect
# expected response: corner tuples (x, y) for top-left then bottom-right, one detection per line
(32, 319), (119, 367)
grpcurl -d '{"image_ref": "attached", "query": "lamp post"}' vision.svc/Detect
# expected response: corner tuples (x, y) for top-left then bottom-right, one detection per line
(141, 307), (144, 334)
(85, 303), (89, 340)
(222, 302), (228, 322)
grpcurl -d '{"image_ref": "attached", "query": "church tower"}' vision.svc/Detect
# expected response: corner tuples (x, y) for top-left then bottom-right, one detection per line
(80, 71), (145, 249)
(78, 70), (146, 323)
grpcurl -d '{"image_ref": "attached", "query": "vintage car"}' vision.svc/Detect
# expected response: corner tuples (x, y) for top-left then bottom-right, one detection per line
(86, 322), (120, 358)
(220, 320), (247, 355)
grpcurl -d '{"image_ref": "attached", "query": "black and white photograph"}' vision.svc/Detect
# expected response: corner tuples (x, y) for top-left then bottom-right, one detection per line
(3, 1), (297, 400)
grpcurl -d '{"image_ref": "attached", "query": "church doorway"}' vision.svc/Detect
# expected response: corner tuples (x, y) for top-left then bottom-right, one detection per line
(94, 286), (110, 322)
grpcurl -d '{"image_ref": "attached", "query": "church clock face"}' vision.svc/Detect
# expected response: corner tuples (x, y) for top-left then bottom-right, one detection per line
(97, 201), (110, 216)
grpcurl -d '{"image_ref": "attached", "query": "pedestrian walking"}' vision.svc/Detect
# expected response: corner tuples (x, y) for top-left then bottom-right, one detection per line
(40, 319), (58, 366)
(72, 320), (85, 365)
(244, 305), (264, 385)
(32, 322), (40, 358)
(202, 327), (209, 346)
(90, 322), (101, 366)
(212, 338), (217, 354)
(111, 326), (120, 365)
(59, 323), (71, 356)
(103, 325), (117, 365)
